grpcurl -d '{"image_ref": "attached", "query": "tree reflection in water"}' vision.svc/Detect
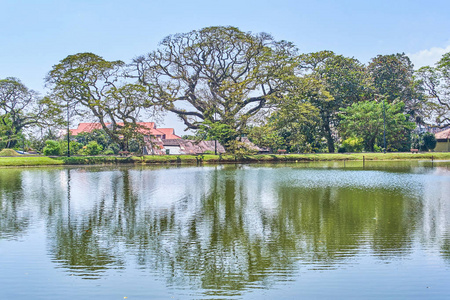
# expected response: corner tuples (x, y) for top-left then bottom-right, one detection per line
(1, 165), (449, 296)
(0, 169), (28, 239)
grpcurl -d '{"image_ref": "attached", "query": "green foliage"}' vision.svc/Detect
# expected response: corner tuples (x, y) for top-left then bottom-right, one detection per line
(423, 132), (437, 150)
(198, 120), (238, 151)
(59, 140), (82, 156)
(73, 130), (122, 154)
(46, 53), (152, 151)
(27, 131), (50, 153)
(248, 124), (284, 152)
(85, 141), (103, 155)
(43, 140), (61, 156)
(368, 53), (415, 103)
(106, 143), (120, 155)
(134, 26), (296, 136)
(128, 138), (143, 154)
(340, 100), (415, 152)
(103, 149), (115, 155)
(416, 52), (450, 127)
(298, 51), (370, 152)
(0, 78), (59, 148)
(339, 137), (364, 153)
(226, 140), (257, 158)
(74, 130), (112, 149)
(0, 114), (14, 150)
(411, 132), (437, 151)
(250, 76), (328, 153)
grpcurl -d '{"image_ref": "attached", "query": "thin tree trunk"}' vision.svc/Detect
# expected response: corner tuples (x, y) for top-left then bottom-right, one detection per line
(323, 122), (335, 153)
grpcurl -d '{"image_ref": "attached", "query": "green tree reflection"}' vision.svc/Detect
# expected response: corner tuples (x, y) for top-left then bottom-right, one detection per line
(3, 165), (446, 296)
(0, 168), (28, 239)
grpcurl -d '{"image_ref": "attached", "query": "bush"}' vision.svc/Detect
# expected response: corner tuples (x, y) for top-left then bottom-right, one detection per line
(107, 143), (120, 155)
(85, 141), (103, 155)
(43, 140), (61, 156)
(60, 141), (82, 156)
(103, 149), (115, 155)
(340, 137), (364, 153)
(411, 132), (437, 151)
(338, 147), (346, 153)
(422, 132), (437, 151)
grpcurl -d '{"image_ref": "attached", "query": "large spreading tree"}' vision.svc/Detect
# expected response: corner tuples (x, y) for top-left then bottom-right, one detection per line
(46, 52), (153, 151)
(416, 52), (450, 127)
(0, 77), (57, 148)
(133, 26), (296, 149)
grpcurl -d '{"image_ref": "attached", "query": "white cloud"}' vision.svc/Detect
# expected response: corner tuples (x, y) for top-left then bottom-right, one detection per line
(408, 44), (450, 69)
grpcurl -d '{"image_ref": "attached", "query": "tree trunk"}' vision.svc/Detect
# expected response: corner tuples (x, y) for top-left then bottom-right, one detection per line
(323, 122), (335, 153)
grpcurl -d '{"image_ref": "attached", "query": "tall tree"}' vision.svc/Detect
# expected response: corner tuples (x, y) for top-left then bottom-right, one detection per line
(298, 51), (369, 152)
(416, 52), (450, 127)
(0, 77), (57, 148)
(249, 76), (326, 153)
(46, 53), (153, 151)
(367, 53), (425, 123)
(340, 101), (415, 152)
(133, 26), (296, 148)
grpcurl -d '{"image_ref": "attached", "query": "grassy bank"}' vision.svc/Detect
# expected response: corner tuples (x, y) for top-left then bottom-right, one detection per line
(1, 152), (450, 167)
(0, 156), (64, 166)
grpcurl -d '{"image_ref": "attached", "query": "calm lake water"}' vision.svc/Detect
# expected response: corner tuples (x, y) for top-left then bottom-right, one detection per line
(1, 161), (450, 299)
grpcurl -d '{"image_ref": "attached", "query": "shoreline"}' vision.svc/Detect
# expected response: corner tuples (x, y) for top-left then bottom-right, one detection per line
(1, 152), (449, 167)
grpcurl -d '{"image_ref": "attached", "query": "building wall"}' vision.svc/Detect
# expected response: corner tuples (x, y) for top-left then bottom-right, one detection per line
(164, 146), (182, 155)
(435, 141), (450, 152)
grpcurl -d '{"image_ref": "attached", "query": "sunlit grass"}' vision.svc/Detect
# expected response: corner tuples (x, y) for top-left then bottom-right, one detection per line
(1, 152), (449, 167)
(0, 156), (64, 166)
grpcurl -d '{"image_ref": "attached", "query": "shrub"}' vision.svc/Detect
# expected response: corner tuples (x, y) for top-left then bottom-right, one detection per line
(341, 137), (364, 153)
(338, 147), (346, 153)
(43, 140), (61, 156)
(85, 141), (103, 155)
(107, 143), (120, 155)
(411, 132), (437, 151)
(59, 141), (82, 156)
(103, 149), (115, 155)
(422, 132), (437, 151)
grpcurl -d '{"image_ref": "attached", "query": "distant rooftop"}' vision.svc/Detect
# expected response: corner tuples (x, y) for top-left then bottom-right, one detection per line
(69, 122), (181, 139)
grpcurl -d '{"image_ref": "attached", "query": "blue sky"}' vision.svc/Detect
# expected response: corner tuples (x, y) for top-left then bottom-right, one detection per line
(1, 0), (449, 132)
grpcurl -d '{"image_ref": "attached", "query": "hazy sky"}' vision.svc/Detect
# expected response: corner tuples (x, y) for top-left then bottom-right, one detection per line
(1, 0), (449, 133)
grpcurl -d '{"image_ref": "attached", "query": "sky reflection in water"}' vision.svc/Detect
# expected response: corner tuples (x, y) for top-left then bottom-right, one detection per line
(0, 162), (449, 299)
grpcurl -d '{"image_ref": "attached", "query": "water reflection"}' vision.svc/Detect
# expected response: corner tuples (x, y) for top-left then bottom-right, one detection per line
(1, 164), (450, 296)
(0, 169), (28, 239)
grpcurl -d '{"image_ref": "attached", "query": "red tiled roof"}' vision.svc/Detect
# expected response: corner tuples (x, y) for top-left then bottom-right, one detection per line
(157, 128), (181, 139)
(68, 122), (183, 138)
(436, 128), (450, 140)
(70, 123), (103, 135)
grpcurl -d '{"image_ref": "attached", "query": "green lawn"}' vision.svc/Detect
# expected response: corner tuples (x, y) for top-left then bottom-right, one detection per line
(1, 152), (449, 167)
(0, 156), (64, 166)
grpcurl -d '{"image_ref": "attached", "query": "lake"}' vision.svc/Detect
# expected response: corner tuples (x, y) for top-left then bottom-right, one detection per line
(1, 161), (450, 299)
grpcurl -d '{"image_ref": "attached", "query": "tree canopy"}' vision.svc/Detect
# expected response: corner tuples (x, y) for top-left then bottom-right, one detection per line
(46, 52), (153, 151)
(133, 26), (296, 143)
(340, 101), (415, 152)
(297, 51), (369, 152)
(416, 52), (450, 127)
(0, 77), (57, 148)
(3, 26), (446, 155)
